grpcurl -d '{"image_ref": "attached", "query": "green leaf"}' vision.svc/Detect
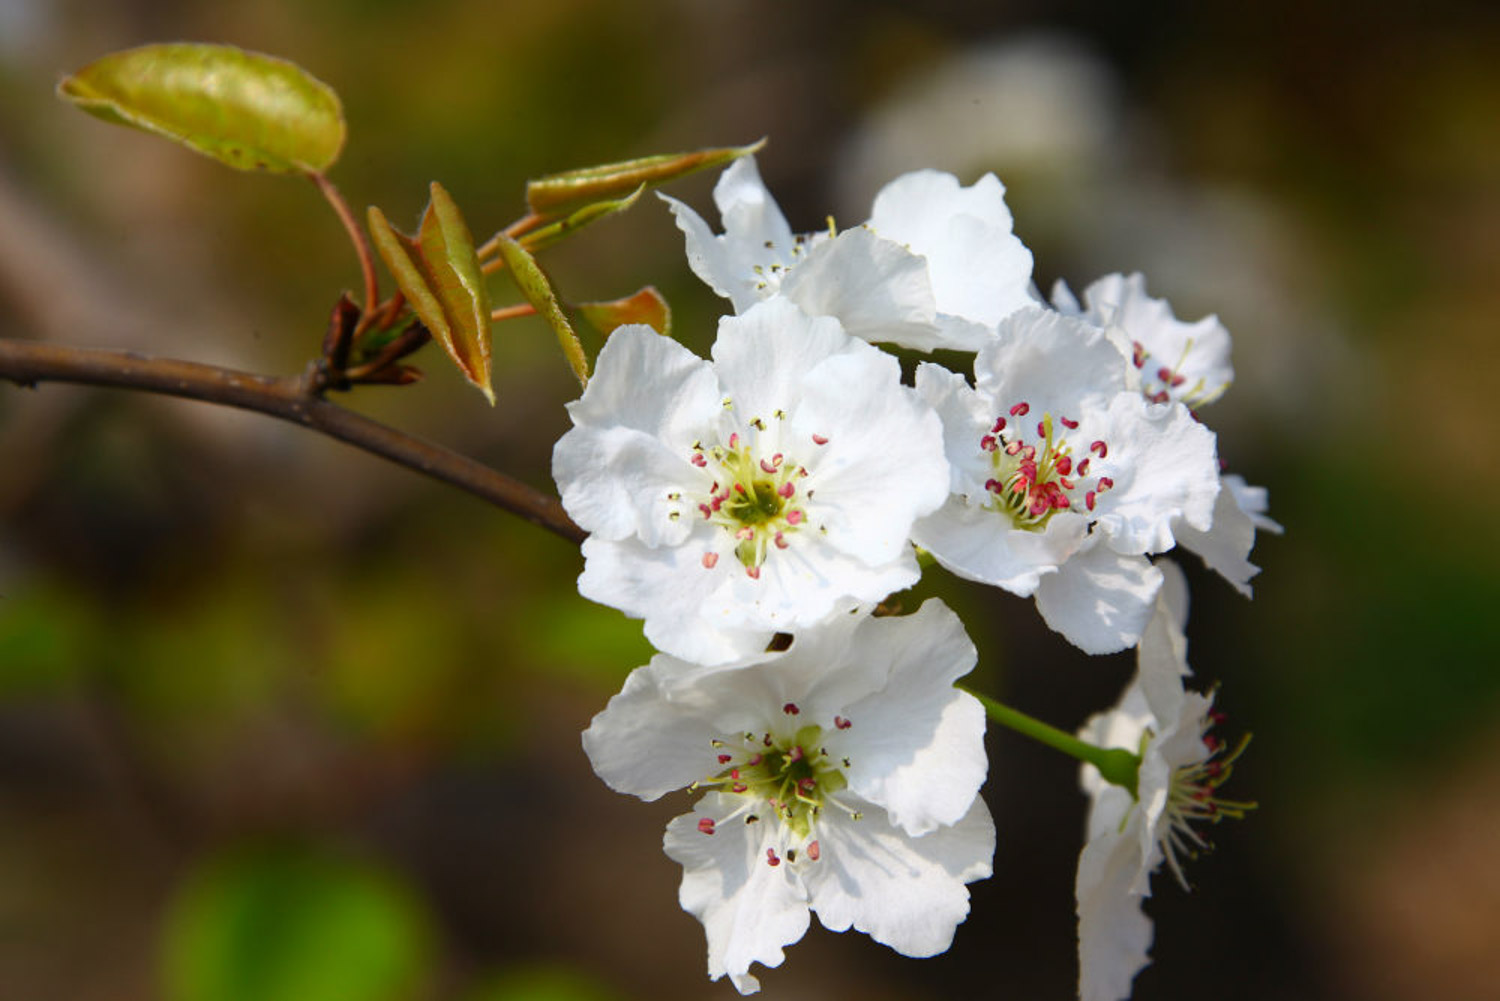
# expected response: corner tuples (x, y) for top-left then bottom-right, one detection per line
(58, 43), (345, 174)
(575, 286), (671, 339)
(162, 845), (432, 1001)
(494, 233), (589, 387)
(517, 184), (644, 254)
(418, 183), (494, 401)
(525, 139), (765, 218)
(367, 183), (494, 402)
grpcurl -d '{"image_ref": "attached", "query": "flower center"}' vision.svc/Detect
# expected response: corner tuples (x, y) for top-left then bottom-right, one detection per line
(1159, 713), (1255, 890)
(979, 402), (1113, 530)
(689, 428), (821, 577)
(748, 225), (833, 296)
(693, 710), (859, 866)
(1132, 339), (1226, 409)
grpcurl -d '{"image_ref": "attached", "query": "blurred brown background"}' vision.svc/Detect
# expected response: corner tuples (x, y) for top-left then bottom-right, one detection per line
(1, 1), (1498, 999)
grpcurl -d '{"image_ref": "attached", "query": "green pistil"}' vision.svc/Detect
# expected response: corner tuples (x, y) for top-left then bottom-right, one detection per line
(706, 725), (847, 841)
(726, 479), (784, 525)
(695, 433), (808, 571)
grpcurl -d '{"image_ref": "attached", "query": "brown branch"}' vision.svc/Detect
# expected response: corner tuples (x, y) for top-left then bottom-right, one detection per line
(0, 337), (585, 545)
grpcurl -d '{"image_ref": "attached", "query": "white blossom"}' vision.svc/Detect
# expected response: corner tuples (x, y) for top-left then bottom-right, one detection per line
(1052, 274), (1280, 596)
(1052, 272), (1233, 410)
(581, 600), (994, 994)
(911, 306), (1221, 653)
(1075, 564), (1252, 1001)
(662, 155), (1034, 352)
(553, 296), (948, 665)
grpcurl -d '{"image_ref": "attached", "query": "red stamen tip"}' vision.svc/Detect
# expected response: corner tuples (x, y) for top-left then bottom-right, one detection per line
(698, 818), (716, 835)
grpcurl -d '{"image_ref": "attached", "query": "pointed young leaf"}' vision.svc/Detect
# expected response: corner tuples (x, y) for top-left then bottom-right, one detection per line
(576, 286), (671, 339)
(368, 196), (493, 403)
(494, 233), (588, 387)
(58, 43), (345, 174)
(524, 139), (764, 218)
(367, 205), (447, 348)
(517, 184), (645, 254)
(417, 182), (494, 402)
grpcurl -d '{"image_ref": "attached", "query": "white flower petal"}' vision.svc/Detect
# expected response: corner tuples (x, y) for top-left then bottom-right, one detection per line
(563, 323), (720, 442)
(1134, 561), (1192, 726)
(1076, 807), (1154, 1001)
(715, 156), (798, 266)
(554, 426), (696, 545)
(1173, 482), (1259, 596)
(1223, 473), (1283, 534)
(780, 225), (943, 349)
(577, 535), (775, 666)
(660, 192), (741, 305)
(710, 298), (853, 427)
(1082, 272), (1234, 408)
(791, 356), (949, 564)
(977, 307), (1130, 419)
(1050, 276), (1083, 315)
(1034, 543), (1164, 654)
(1091, 393), (1220, 554)
(832, 602), (987, 834)
(914, 362), (997, 496)
(913, 497), (1088, 596)
(667, 794), (810, 995)
(868, 169), (1034, 332)
(660, 156), (797, 314)
(806, 795), (994, 957)
(582, 660), (731, 800)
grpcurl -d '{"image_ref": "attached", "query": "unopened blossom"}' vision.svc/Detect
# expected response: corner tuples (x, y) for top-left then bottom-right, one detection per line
(1052, 272), (1233, 410)
(663, 154), (1034, 352)
(1075, 564), (1253, 1001)
(912, 306), (1220, 653)
(553, 296), (948, 665)
(581, 600), (994, 994)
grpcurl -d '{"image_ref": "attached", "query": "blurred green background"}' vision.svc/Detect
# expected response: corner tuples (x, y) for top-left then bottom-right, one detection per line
(2, 1), (1498, 999)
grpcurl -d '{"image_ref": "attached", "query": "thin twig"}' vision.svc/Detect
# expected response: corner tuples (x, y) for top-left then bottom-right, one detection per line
(310, 172), (380, 329)
(0, 337), (585, 545)
(490, 303), (537, 323)
(475, 212), (544, 262)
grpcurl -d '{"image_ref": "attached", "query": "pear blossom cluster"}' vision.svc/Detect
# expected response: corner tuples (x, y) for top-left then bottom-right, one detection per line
(555, 153), (1271, 997)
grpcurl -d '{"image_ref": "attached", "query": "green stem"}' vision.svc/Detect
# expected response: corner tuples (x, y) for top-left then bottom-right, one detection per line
(967, 688), (1140, 795)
